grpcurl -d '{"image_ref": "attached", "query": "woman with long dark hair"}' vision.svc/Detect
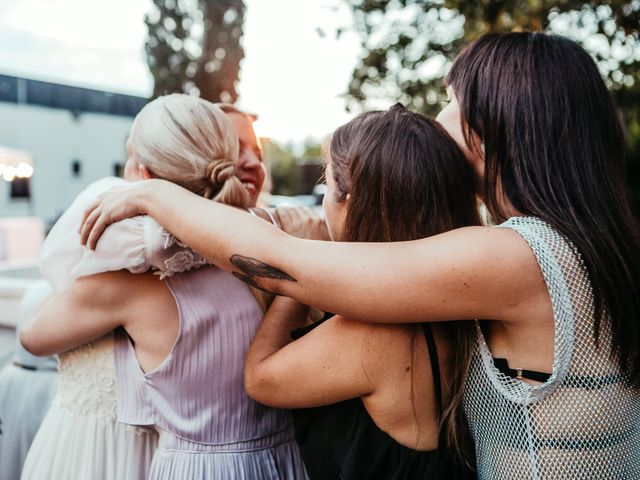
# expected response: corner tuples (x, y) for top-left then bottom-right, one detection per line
(244, 104), (478, 478)
(80, 32), (640, 478)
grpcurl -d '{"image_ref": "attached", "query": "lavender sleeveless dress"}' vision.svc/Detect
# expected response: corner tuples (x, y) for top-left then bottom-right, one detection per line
(114, 266), (308, 479)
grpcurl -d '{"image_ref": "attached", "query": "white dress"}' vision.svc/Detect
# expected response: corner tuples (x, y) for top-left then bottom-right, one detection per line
(21, 177), (207, 480)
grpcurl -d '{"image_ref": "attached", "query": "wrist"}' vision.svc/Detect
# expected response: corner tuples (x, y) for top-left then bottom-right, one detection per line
(137, 179), (167, 215)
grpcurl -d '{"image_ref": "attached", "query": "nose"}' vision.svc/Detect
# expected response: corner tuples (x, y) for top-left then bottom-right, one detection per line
(238, 150), (262, 171)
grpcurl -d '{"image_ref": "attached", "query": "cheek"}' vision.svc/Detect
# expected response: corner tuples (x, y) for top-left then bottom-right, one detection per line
(321, 194), (329, 221)
(437, 105), (481, 169)
(257, 164), (267, 189)
(321, 196), (335, 239)
(436, 105), (465, 147)
(123, 159), (135, 180)
(322, 197), (345, 242)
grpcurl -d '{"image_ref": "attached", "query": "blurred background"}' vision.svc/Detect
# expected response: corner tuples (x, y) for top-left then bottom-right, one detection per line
(0, 0), (638, 351)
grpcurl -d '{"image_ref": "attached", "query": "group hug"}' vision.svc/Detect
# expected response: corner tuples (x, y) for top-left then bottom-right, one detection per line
(3, 31), (640, 480)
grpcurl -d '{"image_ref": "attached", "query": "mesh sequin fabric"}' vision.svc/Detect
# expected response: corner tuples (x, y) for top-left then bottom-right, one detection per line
(464, 217), (640, 479)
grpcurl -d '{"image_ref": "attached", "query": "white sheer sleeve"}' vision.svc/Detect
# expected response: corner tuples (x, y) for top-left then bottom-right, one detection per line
(40, 177), (208, 292)
(40, 178), (148, 292)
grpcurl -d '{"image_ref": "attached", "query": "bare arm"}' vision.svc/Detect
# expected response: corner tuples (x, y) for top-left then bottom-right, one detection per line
(20, 273), (131, 356)
(244, 297), (375, 408)
(80, 180), (544, 325)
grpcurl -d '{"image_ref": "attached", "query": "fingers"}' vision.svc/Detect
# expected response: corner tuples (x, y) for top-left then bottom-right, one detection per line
(79, 206), (102, 248)
(79, 198), (102, 234)
(273, 207), (296, 234)
(80, 206), (112, 251)
(301, 205), (320, 220)
(79, 188), (127, 249)
(274, 205), (328, 240)
(86, 212), (109, 251)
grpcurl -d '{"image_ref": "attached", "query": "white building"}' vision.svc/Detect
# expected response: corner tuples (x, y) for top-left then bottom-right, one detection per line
(0, 74), (147, 226)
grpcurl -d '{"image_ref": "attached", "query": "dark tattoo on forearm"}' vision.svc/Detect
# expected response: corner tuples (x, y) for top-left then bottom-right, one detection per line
(232, 272), (274, 293)
(230, 254), (297, 283)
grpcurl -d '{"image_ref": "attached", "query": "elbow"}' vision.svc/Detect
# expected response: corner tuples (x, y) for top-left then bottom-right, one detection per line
(243, 364), (282, 407)
(19, 328), (53, 357)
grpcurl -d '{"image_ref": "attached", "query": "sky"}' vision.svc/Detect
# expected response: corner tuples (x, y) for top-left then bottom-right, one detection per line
(0, 0), (364, 143)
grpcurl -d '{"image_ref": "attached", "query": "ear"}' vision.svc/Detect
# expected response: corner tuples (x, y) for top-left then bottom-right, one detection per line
(139, 164), (155, 180)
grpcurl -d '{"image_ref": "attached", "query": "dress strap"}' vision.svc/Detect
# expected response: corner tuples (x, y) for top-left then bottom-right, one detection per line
(421, 323), (443, 417)
(247, 207), (280, 228)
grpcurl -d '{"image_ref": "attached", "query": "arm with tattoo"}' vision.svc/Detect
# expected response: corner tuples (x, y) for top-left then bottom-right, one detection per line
(79, 179), (540, 325)
(230, 254), (297, 293)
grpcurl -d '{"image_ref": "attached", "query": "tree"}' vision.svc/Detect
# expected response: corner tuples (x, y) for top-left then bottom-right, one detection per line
(145, 0), (245, 103)
(342, 0), (640, 211)
(265, 141), (300, 196)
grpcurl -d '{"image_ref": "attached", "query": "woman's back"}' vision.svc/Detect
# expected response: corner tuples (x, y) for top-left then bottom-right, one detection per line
(291, 320), (473, 480)
(465, 217), (640, 479)
(116, 266), (307, 479)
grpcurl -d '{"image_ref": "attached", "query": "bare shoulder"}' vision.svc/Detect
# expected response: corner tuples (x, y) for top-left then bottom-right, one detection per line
(431, 225), (538, 259)
(410, 225), (546, 322)
(460, 225), (540, 273)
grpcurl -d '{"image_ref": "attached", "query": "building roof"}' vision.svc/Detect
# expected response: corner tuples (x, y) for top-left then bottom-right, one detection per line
(0, 73), (148, 118)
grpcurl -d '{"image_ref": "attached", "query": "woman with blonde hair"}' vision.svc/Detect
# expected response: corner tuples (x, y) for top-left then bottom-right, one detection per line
(21, 94), (308, 479)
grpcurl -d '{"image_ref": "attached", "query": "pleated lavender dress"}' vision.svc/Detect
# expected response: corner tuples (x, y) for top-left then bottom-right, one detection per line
(114, 266), (308, 479)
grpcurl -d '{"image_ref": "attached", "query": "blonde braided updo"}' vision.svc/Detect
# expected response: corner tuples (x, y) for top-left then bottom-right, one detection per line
(129, 93), (252, 208)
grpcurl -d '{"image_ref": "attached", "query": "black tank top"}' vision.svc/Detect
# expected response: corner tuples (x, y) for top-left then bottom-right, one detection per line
(291, 320), (476, 480)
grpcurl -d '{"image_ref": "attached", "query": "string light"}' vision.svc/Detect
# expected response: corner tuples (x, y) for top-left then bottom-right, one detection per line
(2, 165), (17, 182)
(16, 162), (34, 178)
(0, 161), (34, 181)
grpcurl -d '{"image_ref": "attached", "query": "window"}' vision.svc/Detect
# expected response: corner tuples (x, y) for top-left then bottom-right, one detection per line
(10, 177), (30, 199)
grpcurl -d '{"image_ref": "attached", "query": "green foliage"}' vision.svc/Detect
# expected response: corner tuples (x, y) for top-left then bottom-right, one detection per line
(343, 0), (640, 212)
(146, 0), (245, 103)
(264, 141), (300, 196)
(264, 139), (325, 195)
(300, 139), (324, 162)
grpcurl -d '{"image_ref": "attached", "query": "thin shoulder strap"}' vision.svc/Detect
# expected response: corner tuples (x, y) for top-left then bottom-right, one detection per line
(421, 323), (443, 417)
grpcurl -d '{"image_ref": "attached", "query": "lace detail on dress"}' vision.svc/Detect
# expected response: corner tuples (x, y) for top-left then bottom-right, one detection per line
(154, 228), (208, 279)
(53, 333), (117, 419)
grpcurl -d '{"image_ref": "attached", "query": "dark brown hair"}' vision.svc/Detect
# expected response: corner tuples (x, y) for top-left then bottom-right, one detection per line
(329, 104), (480, 242)
(447, 32), (640, 386)
(328, 103), (480, 465)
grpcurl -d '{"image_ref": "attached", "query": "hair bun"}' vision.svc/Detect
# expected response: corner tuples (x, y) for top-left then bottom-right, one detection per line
(205, 160), (235, 185)
(202, 159), (235, 199)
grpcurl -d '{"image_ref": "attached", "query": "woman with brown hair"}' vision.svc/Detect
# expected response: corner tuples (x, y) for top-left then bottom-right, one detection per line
(81, 32), (640, 479)
(243, 104), (478, 478)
